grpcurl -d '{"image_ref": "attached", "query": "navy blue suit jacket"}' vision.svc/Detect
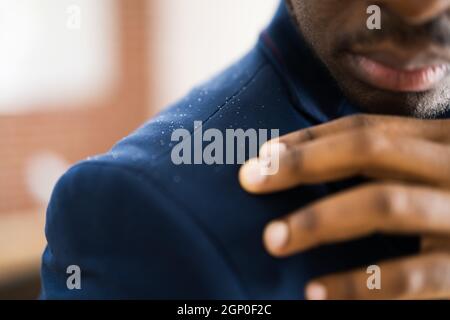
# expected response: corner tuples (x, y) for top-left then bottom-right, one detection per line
(41, 3), (421, 299)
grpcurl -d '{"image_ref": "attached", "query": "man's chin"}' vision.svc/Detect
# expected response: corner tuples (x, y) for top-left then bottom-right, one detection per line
(338, 79), (450, 119)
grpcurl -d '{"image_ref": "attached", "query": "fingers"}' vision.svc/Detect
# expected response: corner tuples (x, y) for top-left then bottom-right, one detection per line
(305, 252), (450, 300)
(242, 114), (450, 193)
(244, 115), (450, 300)
(240, 128), (450, 194)
(422, 235), (450, 252)
(261, 115), (450, 151)
(263, 183), (450, 257)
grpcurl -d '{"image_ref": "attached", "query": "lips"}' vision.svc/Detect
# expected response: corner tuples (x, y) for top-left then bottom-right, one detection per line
(344, 52), (450, 93)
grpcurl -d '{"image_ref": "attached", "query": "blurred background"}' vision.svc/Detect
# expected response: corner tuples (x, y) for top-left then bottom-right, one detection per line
(0, 0), (277, 299)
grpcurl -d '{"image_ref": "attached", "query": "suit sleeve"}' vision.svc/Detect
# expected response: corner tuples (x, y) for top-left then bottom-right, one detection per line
(40, 162), (245, 299)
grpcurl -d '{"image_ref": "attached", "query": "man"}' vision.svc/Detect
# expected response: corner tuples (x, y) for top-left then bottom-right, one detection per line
(41, 0), (450, 299)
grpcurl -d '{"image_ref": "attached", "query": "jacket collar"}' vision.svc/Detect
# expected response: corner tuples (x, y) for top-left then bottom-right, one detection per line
(260, 2), (450, 122)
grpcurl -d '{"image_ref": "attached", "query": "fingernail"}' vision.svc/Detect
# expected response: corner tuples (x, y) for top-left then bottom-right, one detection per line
(306, 282), (327, 300)
(264, 221), (289, 252)
(240, 159), (267, 186)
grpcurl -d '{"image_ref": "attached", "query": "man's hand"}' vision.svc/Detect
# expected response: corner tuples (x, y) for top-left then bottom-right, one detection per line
(239, 114), (450, 300)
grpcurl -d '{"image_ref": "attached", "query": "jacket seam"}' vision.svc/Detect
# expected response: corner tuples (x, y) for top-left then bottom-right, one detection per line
(136, 57), (269, 164)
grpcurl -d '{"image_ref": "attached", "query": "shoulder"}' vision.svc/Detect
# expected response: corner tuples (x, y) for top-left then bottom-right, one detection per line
(40, 46), (290, 299)
(42, 147), (249, 298)
(45, 45), (280, 228)
(43, 43), (296, 252)
(90, 45), (292, 174)
(44, 43), (297, 246)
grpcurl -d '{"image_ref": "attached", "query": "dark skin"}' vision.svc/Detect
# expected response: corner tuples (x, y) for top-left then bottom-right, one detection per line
(239, 0), (450, 299)
(287, 0), (450, 118)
